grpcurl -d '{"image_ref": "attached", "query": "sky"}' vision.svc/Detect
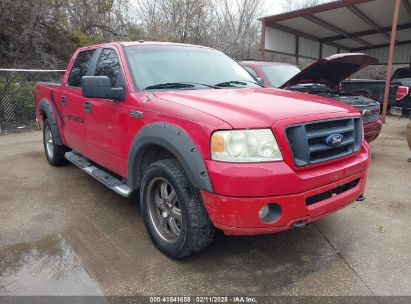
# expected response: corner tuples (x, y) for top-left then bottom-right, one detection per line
(261, 0), (283, 17)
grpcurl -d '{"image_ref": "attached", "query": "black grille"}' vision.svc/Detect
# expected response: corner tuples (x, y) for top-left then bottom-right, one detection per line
(306, 178), (360, 206)
(305, 119), (347, 132)
(286, 130), (296, 154)
(285, 118), (362, 167)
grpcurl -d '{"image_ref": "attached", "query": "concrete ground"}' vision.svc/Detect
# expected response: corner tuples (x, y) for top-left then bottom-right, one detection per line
(0, 116), (410, 297)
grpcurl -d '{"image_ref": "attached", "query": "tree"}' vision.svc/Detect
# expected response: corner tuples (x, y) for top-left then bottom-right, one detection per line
(0, 0), (131, 68)
(1, 0), (266, 67)
(134, 0), (212, 44)
(133, 0), (264, 59)
(209, 0), (263, 59)
(64, 0), (130, 43)
(0, 0), (71, 67)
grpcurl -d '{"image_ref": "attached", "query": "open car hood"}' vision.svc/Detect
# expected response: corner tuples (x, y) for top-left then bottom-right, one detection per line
(280, 53), (378, 89)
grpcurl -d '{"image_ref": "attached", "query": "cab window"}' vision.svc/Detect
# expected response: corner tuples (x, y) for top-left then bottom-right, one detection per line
(94, 48), (123, 87)
(67, 50), (96, 87)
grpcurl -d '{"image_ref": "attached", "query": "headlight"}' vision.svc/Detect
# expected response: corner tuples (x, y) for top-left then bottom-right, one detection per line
(210, 129), (283, 162)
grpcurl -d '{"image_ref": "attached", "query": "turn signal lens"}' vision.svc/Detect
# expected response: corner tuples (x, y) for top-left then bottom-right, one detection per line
(210, 134), (225, 152)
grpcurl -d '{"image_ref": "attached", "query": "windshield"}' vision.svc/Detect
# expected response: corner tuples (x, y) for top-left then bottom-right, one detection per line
(261, 65), (301, 88)
(124, 45), (259, 91)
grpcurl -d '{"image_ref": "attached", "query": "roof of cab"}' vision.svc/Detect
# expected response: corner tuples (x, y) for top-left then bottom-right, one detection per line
(77, 41), (213, 51)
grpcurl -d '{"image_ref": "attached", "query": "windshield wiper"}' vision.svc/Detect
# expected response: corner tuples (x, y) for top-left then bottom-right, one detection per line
(144, 82), (220, 90)
(214, 80), (263, 87)
(144, 83), (195, 90)
(182, 82), (220, 89)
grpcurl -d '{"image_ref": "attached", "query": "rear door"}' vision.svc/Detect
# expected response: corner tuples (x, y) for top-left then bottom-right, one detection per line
(84, 47), (129, 176)
(60, 49), (96, 155)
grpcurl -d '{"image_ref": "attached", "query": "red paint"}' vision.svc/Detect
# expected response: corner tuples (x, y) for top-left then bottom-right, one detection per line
(34, 42), (370, 236)
(201, 170), (366, 235)
(364, 118), (382, 143)
(205, 138), (369, 197)
(396, 86), (409, 101)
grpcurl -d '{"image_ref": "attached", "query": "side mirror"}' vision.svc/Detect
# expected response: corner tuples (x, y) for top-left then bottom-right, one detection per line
(81, 76), (125, 101)
(256, 77), (264, 86)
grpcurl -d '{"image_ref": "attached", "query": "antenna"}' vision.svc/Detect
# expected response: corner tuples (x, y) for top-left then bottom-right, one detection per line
(145, 91), (151, 101)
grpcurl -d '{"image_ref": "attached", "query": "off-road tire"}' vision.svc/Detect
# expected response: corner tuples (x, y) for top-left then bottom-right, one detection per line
(140, 159), (215, 258)
(43, 119), (68, 166)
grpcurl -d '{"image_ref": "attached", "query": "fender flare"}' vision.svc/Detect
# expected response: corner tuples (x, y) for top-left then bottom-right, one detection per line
(127, 123), (213, 192)
(38, 99), (63, 145)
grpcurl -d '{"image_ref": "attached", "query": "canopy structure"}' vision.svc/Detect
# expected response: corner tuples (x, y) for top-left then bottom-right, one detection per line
(259, 0), (411, 121)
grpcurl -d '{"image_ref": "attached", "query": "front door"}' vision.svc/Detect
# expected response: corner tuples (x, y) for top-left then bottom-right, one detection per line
(84, 47), (129, 176)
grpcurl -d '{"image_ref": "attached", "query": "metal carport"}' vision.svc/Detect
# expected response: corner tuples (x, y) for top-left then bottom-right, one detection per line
(259, 0), (411, 122)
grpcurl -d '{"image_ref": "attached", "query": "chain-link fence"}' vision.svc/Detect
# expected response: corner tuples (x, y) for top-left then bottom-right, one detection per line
(0, 69), (65, 134)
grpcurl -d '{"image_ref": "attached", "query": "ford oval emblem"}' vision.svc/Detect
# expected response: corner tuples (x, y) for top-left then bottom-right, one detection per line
(325, 133), (344, 147)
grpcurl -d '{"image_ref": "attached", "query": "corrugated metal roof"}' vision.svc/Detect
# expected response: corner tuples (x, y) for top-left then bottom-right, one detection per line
(261, 0), (411, 64)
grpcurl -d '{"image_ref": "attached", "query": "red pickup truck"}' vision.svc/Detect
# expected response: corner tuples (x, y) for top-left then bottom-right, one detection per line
(34, 42), (369, 258)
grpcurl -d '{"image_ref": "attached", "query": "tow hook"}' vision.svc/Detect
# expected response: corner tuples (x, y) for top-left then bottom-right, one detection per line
(292, 220), (306, 229)
(356, 194), (365, 201)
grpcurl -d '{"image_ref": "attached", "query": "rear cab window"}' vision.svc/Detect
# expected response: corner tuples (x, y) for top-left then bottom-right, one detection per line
(67, 50), (96, 87)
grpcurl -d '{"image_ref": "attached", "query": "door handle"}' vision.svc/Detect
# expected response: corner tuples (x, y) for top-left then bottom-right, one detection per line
(84, 101), (91, 113)
(129, 110), (143, 119)
(61, 96), (67, 106)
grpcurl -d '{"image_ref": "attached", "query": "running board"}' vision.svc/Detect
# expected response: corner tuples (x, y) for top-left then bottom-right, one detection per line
(65, 151), (132, 197)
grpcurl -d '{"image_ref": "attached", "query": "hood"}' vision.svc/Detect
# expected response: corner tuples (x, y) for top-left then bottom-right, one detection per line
(280, 53), (378, 89)
(154, 88), (356, 129)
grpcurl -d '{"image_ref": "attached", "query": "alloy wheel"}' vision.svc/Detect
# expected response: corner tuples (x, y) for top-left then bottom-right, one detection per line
(146, 177), (182, 243)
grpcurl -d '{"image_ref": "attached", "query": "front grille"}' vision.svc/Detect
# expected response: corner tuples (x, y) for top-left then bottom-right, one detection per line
(362, 106), (380, 123)
(305, 178), (360, 206)
(285, 117), (362, 167)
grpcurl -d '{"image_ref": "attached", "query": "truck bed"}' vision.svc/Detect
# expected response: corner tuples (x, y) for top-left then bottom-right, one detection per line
(34, 82), (63, 130)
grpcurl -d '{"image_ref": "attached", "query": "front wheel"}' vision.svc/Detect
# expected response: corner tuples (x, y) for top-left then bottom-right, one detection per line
(140, 159), (215, 258)
(43, 119), (68, 166)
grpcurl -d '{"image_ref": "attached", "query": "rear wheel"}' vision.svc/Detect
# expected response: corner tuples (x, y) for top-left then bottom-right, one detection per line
(140, 159), (215, 258)
(43, 119), (68, 166)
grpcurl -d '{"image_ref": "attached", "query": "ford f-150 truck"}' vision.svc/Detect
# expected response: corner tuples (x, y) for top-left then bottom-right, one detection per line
(34, 42), (369, 258)
(342, 67), (411, 117)
(241, 54), (383, 143)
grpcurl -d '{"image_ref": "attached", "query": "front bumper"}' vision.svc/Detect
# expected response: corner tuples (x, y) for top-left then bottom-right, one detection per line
(364, 118), (383, 143)
(201, 170), (366, 235)
(201, 143), (369, 235)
